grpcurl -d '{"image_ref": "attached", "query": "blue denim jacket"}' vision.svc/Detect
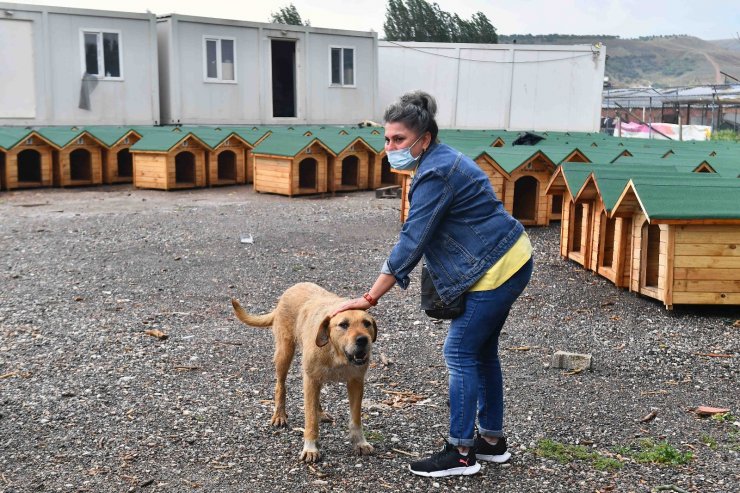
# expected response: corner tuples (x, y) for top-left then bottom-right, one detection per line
(385, 142), (524, 304)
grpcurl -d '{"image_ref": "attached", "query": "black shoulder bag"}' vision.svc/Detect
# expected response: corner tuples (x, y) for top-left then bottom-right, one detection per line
(420, 265), (464, 319)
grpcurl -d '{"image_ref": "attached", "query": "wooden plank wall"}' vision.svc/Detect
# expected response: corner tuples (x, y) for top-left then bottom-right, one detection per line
(254, 156), (292, 195)
(3, 140), (54, 189)
(133, 153), (168, 190)
(671, 225), (740, 305)
(474, 157), (506, 200)
(560, 196), (572, 258)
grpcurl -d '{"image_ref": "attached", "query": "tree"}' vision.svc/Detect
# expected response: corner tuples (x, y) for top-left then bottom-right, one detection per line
(270, 4), (309, 26)
(384, 0), (497, 43)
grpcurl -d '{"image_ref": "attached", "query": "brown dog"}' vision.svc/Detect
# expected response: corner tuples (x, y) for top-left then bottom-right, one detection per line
(231, 282), (377, 462)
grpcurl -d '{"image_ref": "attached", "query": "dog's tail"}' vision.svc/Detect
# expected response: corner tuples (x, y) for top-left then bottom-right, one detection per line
(231, 299), (275, 328)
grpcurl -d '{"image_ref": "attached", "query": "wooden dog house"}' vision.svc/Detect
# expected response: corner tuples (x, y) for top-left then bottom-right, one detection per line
(251, 133), (335, 196)
(0, 129), (55, 190)
(87, 127), (143, 185)
(130, 130), (209, 190)
(319, 135), (376, 193)
(196, 129), (253, 187)
(609, 176), (740, 308)
(37, 128), (105, 187)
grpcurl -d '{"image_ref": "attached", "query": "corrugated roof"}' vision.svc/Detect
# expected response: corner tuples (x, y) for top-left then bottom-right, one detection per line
(0, 128), (33, 150)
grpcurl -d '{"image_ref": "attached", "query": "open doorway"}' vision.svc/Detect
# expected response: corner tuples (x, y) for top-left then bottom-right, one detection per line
(218, 150), (237, 181)
(643, 223), (661, 288)
(341, 155), (359, 187)
(271, 39), (296, 118)
(175, 151), (195, 184)
(380, 156), (397, 186)
(17, 149), (42, 183)
(299, 158), (317, 189)
(513, 176), (538, 221)
(117, 149), (133, 178)
(69, 149), (92, 181)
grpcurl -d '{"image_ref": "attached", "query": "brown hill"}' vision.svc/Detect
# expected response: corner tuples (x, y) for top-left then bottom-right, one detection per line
(499, 34), (740, 87)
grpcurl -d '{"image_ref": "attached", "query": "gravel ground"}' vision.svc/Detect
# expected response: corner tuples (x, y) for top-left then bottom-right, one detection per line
(0, 185), (738, 493)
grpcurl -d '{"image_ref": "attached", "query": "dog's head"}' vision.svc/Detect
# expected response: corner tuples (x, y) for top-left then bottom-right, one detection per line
(315, 310), (377, 366)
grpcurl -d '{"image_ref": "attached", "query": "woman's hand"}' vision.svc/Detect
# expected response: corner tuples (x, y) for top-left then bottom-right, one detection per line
(331, 297), (372, 317)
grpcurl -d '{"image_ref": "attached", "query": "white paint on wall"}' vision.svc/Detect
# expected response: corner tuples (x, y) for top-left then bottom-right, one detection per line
(0, 19), (36, 118)
(378, 41), (606, 132)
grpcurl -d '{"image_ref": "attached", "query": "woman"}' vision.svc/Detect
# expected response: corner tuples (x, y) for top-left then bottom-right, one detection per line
(333, 91), (532, 477)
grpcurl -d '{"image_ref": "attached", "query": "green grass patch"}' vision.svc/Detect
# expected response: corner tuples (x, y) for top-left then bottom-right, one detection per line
(617, 439), (693, 466)
(712, 129), (740, 142)
(700, 434), (718, 449)
(534, 439), (622, 471)
(711, 412), (736, 423)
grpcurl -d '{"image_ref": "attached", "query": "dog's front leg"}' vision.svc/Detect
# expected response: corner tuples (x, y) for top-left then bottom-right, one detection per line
(300, 376), (321, 463)
(347, 377), (373, 456)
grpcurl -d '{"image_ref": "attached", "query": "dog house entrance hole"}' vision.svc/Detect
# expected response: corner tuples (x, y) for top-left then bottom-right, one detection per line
(117, 149), (133, 178)
(513, 176), (538, 221)
(299, 158), (317, 189)
(69, 149), (92, 181)
(601, 213), (616, 268)
(271, 39), (296, 118)
(551, 194), (563, 215)
(17, 149), (42, 183)
(175, 151), (196, 184)
(341, 155), (359, 187)
(643, 223), (661, 288)
(571, 203), (584, 252)
(218, 150), (237, 181)
(380, 156), (397, 185)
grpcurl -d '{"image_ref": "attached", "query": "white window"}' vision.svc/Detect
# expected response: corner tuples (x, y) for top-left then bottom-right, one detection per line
(80, 29), (122, 79)
(330, 46), (355, 87)
(204, 36), (236, 83)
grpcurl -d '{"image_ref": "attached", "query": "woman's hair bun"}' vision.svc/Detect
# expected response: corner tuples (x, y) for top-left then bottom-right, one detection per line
(399, 90), (437, 118)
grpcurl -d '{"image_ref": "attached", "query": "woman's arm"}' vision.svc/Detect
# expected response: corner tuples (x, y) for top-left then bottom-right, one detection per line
(331, 273), (397, 316)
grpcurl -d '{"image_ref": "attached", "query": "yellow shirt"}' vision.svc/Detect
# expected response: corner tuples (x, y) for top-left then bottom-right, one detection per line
(468, 232), (532, 292)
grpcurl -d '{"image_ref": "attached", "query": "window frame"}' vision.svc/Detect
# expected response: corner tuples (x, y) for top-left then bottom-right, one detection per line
(328, 45), (356, 88)
(203, 35), (238, 84)
(79, 28), (124, 81)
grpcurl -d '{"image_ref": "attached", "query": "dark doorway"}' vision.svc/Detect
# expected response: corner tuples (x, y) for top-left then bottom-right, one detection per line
(513, 176), (538, 221)
(341, 155), (359, 187)
(644, 223), (661, 288)
(117, 149), (133, 178)
(571, 204), (584, 253)
(218, 151), (237, 181)
(551, 194), (563, 215)
(17, 149), (42, 183)
(271, 39), (296, 118)
(299, 158), (317, 189)
(175, 151), (195, 184)
(0, 151), (5, 189)
(69, 149), (92, 181)
(380, 156), (396, 185)
(601, 212), (616, 268)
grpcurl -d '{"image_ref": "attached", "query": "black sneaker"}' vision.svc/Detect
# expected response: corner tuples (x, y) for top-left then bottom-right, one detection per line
(474, 434), (511, 463)
(409, 442), (481, 477)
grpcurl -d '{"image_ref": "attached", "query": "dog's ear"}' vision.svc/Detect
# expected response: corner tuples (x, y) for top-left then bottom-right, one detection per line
(370, 318), (378, 342)
(315, 316), (331, 347)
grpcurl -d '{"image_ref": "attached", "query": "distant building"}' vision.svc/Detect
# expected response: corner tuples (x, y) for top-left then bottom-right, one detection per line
(156, 14), (378, 125)
(0, 3), (160, 125)
(378, 41), (606, 132)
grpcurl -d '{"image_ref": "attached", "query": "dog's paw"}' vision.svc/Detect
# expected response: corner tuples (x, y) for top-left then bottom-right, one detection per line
(300, 444), (321, 463)
(319, 411), (334, 423)
(270, 412), (288, 427)
(353, 441), (374, 456)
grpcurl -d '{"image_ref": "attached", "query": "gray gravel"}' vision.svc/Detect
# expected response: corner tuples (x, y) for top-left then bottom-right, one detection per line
(0, 185), (738, 493)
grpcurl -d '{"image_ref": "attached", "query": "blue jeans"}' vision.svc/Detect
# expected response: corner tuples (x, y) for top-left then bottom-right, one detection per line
(443, 258), (533, 447)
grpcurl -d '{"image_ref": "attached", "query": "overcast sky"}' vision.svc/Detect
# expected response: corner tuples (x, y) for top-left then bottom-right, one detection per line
(11, 0), (740, 40)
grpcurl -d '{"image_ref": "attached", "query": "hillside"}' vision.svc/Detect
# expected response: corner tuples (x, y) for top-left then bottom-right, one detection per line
(499, 34), (740, 88)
